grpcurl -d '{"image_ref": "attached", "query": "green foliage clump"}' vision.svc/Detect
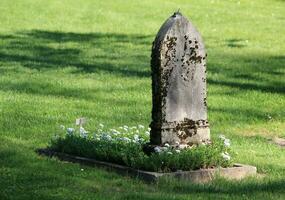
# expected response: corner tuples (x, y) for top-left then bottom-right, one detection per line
(49, 125), (234, 172)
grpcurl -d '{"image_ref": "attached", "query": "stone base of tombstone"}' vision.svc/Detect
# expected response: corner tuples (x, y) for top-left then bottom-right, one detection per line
(37, 148), (257, 183)
(150, 120), (211, 145)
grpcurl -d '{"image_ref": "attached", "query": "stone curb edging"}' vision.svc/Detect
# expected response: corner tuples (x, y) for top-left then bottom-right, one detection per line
(36, 148), (257, 183)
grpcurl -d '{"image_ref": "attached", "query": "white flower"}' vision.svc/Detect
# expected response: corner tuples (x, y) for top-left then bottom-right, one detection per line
(111, 129), (121, 135)
(221, 152), (231, 161)
(105, 135), (112, 141)
(110, 129), (119, 135)
(138, 138), (145, 143)
(167, 151), (173, 155)
(99, 123), (104, 128)
(67, 128), (75, 135)
(132, 139), (140, 143)
(175, 149), (181, 153)
(122, 137), (131, 142)
(80, 127), (88, 134)
(147, 127), (151, 131)
(123, 125), (128, 129)
(219, 134), (226, 140)
(138, 125), (144, 129)
(218, 135), (231, 147)
(123, 127), (128, 132)
(135, 130), (139, 134)
(224, 139), (231, 147)
(53, 134), (59, 139)
(117, 137), (131, 143)
(131, 126), (137, 129)
(100, 134), (112, 141)
(60, 125), (65, 130)
(164, 143), (170, 147)
(154, 146), (162, 153)
(161, 147), (168, 151)
(145, 131), (150, 135)
(133, 134), (139, 141)
(79, 127), (88, 138)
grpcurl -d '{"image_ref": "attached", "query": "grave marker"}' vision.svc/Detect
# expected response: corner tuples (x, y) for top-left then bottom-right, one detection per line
(150, 12), (210, 145)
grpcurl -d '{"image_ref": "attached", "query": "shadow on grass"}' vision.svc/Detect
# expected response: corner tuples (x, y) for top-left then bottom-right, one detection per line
(0, 30), (284, 199)
(208, 53), (284, 94)
(158, 177), (285, 197)
(0, 30), (153, 77)
(209, 107), (271, 125)
(226, 39), (247, 48)
(0, 147), (285, 200)
(0, 79), (143, 102)
(1, 139), (285, 200)
(0, 30), (284, 95)
(0, 138), (142, 200)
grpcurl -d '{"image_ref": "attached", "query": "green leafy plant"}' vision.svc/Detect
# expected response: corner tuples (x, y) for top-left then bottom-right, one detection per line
(49, 124), (234, 172)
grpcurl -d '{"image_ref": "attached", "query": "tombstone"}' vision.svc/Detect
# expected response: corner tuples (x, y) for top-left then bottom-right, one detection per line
(150, 12), (210, 146)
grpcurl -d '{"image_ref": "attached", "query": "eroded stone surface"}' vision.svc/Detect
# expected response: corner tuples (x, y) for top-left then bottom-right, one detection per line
(150, 12), (210, 145)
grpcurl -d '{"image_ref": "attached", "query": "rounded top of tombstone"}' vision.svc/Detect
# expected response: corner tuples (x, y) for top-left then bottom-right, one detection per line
(153, 11), (204, 50)
(172, 10), (182, 17)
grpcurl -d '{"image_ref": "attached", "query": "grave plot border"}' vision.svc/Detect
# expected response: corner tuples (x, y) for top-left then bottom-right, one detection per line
(37, 148), (257, 183)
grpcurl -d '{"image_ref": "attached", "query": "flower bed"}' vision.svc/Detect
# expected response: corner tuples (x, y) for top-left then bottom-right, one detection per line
(49, 124), (234, 172)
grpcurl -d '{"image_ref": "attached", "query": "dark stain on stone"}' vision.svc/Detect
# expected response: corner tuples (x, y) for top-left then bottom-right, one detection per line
(203, 97), (207, 107)
(184, 43), (187, 51)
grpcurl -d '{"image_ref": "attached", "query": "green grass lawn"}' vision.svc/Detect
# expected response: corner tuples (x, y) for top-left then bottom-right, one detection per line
(0, 0), (284, 199)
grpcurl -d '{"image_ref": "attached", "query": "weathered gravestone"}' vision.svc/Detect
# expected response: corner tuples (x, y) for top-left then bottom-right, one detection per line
(150, 12), (210, 146)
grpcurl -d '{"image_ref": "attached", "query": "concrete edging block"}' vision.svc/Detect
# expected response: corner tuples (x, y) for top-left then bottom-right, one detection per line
(37, 148), (256, 183)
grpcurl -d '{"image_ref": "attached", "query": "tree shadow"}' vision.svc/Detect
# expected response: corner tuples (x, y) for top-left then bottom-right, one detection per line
(208, 53), (285, 94)
(158, 177), (285, 198)
(1, 136), (284, 200)
(0, 79), (143, 102)
(0, 30), (284, 97)
(0, 30), (153, 77)
(226, 39), (247, 48)
(208, 107), (271, 126)
(0, 137), (146, 200)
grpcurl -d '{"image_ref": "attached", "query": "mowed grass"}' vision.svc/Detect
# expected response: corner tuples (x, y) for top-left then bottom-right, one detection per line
(0, 0), (284, 199)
